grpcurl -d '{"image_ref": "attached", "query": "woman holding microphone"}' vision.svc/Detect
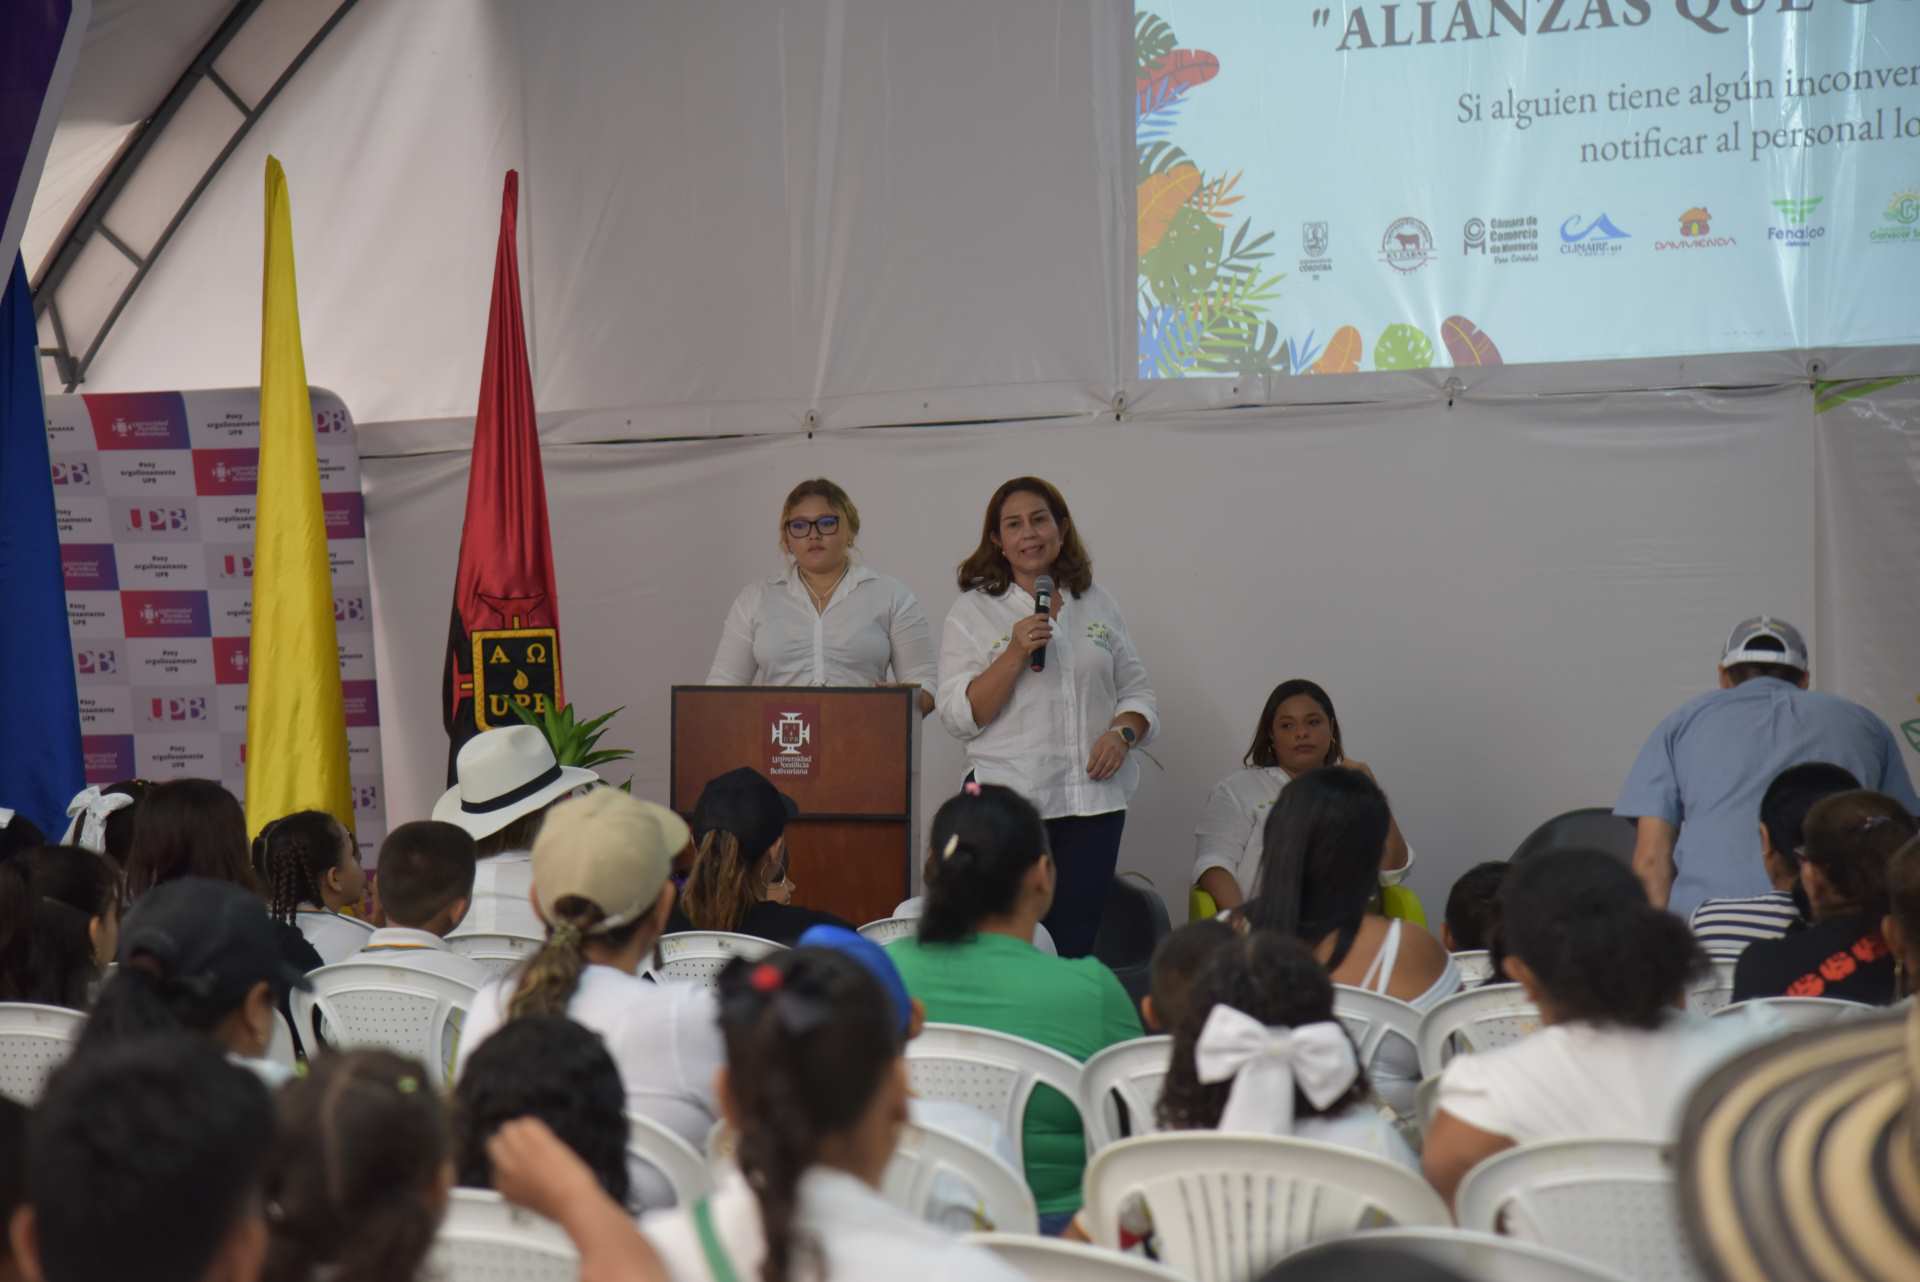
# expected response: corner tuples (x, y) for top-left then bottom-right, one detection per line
(707, 478), (935, 713)
(938, 476), (1158, 958)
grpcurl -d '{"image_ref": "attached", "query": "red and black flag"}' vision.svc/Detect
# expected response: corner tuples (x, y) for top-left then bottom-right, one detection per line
(443, 170), (562, 780)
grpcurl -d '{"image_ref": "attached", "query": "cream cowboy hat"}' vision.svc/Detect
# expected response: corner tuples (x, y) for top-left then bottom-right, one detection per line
(433, 726), (598, 842)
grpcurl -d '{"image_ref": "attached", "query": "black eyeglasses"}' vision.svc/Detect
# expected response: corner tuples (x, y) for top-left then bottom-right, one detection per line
(786, 515), (841, 538)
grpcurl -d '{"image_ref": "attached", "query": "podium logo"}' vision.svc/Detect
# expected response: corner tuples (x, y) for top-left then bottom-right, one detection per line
(765, 701), (820, 780)
(772, 712), (812, 757)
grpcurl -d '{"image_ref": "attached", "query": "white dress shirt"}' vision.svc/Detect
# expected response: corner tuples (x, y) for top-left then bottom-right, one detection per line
(938, 583), (1159, 820)
(1193, 766), (1417, 893)
(295, 907), (376, 965)
(353, 925), (495, 990)
(448, 852), (546, 940)
(707, 563), (936, 692)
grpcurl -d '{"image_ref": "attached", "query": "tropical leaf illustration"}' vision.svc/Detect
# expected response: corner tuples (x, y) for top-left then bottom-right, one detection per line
(1136, 95), (1186, 143)
(1374, 323), (1435, 371)
(1281, 330), (1323, 376)
(1309, 325), (1363, 374)
(1137, 140), (1192, 181)
(1135, 11), (1175, 73)
(1189, 171), (1244, 226)
(1441, 315), (1503, 367)
(1137, 49), (1221, 116)
(1142, 205), (1224, 307)
(1137, 163), (1203, 256)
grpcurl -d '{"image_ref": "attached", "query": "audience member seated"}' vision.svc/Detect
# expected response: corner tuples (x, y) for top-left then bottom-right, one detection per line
(668, 767), (849, 944)
(123, 777), (257, 900)
(254, 810), (370, 965)
(887, 783), (1142, 1231)
(641, 947), (1026, 1281)
(1423, 848), (1755, 1205)
(259, 1049), (451, 1282)
(454, 1015), (631, 1211)
(73, 876), (313, 1080)
(10, 1034), (274, 1282)
(57, 780), (148, 867)
(1732, 789), (1916, 1005)
(453, 788), (721, 1211)
(1141, 918), (1235, 1032)
(438, 726), (598, 939)
(479, 1120), (670, 1279)
(0, 844), (117, 1009)
(1690, 762), (1858, 963)
(1885, 836), (1920, 1004)
(1441, 861), (1507, 952)
(0, 1096), (23, 1282)
(0, 813), (44, 865)
(1194, 678), (1416, 913)
(349, 821), (490, 989)
(1239, 767), (1457, 1115)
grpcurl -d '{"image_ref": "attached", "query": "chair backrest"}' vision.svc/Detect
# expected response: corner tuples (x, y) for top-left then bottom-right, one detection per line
(967, 1232), (1191, 1281)
(1331, 985), (1424, 1119)
(904, 1023), (1087, 1168)
(884, 1120), (1039, 1235)
(1454, 1138), (1703, 1282)
(1450, 949), (1497, 984)
(446, 932), (543, 978)
(1511, 807), (1636, 864)
(627, 1111), (711, 1206)
(428, 1189), (578, 1282)
(265, 1008), (298, 1069)
(1279, 1228), (1634, 1282)
(1711, 995), (1871, 1029)
(1079, 1035), (1172, 1152)
(1417, 984), (1542, 1077)
(653, 931), (783, 987)
(857, 916), (920, 947)
(1081, 1133), (1450, 1282)
(1685, 959), (1739, 1014)
(290, 960), (478, 1086)
(0, 1002), (85, 1105)
(1093, 872), (1172, 1004)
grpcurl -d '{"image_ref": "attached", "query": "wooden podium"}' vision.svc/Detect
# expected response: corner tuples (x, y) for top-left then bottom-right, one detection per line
(670, 686), (920, 926)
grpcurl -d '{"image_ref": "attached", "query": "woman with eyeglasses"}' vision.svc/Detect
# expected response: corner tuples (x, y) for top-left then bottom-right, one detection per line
(706, 478), (936, 715)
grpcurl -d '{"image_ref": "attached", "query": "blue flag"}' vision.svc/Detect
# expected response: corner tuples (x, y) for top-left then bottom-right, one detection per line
(0, 254), (82, 833)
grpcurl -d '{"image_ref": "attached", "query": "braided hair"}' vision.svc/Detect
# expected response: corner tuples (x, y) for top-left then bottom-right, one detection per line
(717, 949), (902, 1282)
(254, 811), (350, 925)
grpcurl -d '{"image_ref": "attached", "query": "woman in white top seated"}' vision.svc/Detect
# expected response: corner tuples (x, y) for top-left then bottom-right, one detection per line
(1423, 848), (1760, 1206)
(938, 475), (1159, 957)
(252, 809), (372, 965)
(1238, 767), (1457, 1116)
(454, 787), (724, 1212)
(1195, 678), (1413, 913)
(708, 478), (937, 715)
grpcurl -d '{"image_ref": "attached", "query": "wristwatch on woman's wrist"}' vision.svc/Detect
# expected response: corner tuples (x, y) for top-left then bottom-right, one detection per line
(1115, 724), (1138, 747)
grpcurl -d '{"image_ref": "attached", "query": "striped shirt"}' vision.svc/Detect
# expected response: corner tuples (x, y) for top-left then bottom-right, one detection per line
(1689, 891), (1802, 963)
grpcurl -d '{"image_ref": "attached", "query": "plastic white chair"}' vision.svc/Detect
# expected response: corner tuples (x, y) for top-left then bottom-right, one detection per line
(904, 1023), (1086, 1168)
(428, 1189), (578, 1282)
(1416, 984), (1542, 1077)
(290, 960), (478, 1086)
(1332, 985), (1424, 1119)
(1078, 1035), (1171, 1152)
(858, 916), (920, 946)
(1454, 1138), (1703, 1282)
(884, 1120), (1039, 1234)
(1081, 1133), (1450, 1282)
(1685, 959), (1739, 1014)
(627, 1111), (711, 1205)
(447, 932), (543, 977)
(968, 1233), (1191, 1280)
(0, 1003), (85, 1104)
(653, 931), (783, 987)
(1277, 1228), (1633, 1282)
(1710, 995), (1871, 1029)
(1450, 949), (1497, 984)
(265, 1008), (298, 1069)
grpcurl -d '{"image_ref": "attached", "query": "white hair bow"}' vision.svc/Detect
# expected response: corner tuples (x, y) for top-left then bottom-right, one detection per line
(1194, 1005), (1360, 1136)
(60, 786), (136, 854)
(0, 808), (13, 830)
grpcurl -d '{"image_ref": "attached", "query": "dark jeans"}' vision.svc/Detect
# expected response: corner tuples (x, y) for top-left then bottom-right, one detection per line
(1041, 810), (1126, 958)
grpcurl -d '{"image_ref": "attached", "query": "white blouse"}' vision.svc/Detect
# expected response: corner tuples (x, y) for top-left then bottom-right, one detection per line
(706, 564), (936, 692)
(1193, 766), (1417, 894)
(937, 583), (1159, 820)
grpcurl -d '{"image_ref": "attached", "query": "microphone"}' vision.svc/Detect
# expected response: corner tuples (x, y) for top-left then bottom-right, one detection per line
(1030, 575), (1054, 673)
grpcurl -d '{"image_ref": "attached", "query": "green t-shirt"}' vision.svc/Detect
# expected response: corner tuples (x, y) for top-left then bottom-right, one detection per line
(889, 931), (1143, 1214)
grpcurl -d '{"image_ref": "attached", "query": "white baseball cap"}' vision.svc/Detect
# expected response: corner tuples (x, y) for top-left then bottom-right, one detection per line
(433, 726), (599, 841)
(1720, 616), (1809, 672)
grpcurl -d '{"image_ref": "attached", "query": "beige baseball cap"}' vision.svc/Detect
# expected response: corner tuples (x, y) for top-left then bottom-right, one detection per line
(530, 789), (691, 932)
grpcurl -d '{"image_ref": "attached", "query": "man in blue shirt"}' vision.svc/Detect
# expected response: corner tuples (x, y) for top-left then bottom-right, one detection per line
(1617, 617), (1920, 918)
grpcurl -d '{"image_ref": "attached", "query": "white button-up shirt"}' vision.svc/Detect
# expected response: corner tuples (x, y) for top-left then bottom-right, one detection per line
(1193, 766), (1418, 894)
(938, 583), (1159, 820)
(706, 563), (937, 693)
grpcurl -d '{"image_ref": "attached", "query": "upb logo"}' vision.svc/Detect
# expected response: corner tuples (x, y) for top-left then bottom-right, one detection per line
(50, 461), (91, 486)
(75, 648), (119, 677)
(334, 595), (368, 623)
(1771, 196), (1823, 226)
(147, 696), (209, 722)
(352, 783), (381, 813)
(218, 553), (254, 580)
(314, 407), (351, 435)
(128, 506), (192, 534)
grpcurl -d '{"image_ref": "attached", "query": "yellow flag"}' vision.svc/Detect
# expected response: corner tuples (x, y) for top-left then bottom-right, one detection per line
(245, 156), (351, 838)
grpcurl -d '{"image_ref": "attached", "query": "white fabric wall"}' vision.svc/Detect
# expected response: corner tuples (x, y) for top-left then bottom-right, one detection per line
(364, 387), (1813, 912)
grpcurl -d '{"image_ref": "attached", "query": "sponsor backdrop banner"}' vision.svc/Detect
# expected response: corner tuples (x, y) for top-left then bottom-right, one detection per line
(45, 388), (387, 859)
(1134, 1), (1920, 378)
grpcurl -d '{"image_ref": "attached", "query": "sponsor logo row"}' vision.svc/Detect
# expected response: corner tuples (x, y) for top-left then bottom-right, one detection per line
(43, 392), (354, 454)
